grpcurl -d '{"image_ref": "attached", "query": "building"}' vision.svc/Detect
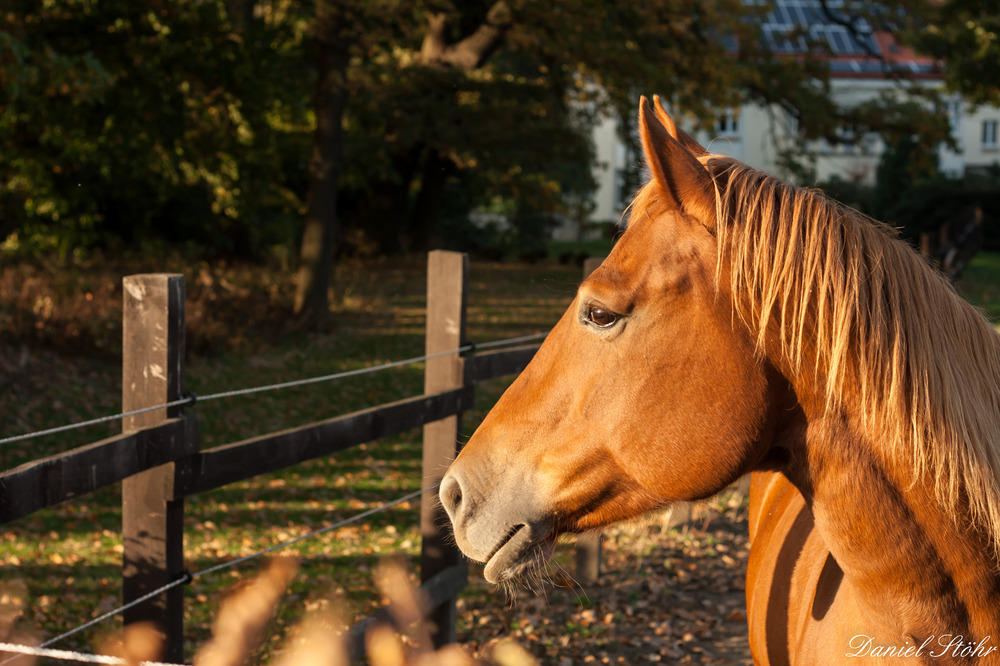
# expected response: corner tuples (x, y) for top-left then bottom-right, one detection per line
(578, 0), (1000, 238)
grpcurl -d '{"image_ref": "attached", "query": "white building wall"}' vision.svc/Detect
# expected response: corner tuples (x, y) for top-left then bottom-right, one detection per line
(960, 105), (1000, 173)
(583, 84), (1000, 230)
(591, 113), (624, 224)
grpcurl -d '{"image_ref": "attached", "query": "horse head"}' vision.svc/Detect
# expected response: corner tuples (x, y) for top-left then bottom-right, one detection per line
(440, 97), (792, 583)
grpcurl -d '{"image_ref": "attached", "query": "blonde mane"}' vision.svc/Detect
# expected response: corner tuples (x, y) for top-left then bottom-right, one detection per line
(706, 159), (1000, 559)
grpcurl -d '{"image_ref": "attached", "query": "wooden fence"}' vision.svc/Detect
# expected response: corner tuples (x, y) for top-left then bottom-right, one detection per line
(0, 250), (600, 662)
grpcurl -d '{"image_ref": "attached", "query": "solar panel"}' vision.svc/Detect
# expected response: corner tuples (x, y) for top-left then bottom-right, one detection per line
(759, 0), (880, 57)
(763, 28), (778, 49)
(830, 30), (848, 53)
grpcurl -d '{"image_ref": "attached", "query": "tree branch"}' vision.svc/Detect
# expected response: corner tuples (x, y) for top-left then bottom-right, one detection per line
(817, 0), (883, 61)
(423, 1), (512, 72)
(421, 13), (448, 62)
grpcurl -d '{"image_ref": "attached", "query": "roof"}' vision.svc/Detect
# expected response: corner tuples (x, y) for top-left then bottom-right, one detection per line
(758, 0), (940, 80)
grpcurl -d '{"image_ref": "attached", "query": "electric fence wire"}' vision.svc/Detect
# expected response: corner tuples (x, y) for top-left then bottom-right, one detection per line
(4, 484), (440, 662)
(0, 332), (547, 446)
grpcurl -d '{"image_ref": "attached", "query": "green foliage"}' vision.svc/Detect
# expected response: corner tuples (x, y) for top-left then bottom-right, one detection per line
(0, 0), (312, 258)
(879, 174), (1000, 250)
(815, 178), (875, 216)
(339, 48), (599, 254)
(4, 0), (989, 262)
(871, 132), (941, 221)
(900, 0), (1000, 106)
(2, 0), (854, 261)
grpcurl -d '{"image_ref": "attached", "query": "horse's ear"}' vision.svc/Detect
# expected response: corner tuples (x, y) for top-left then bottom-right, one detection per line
(652, 95), (708, 157)
(638, 96), (715, 228)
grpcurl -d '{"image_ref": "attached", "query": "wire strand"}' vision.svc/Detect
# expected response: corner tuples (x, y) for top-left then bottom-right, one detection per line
(0, 577), (190, 666)
(196, 348), (474, 403)
(465, 332), (547, 350)
(40, 579), (185, 651)
(0, 397), (195, 447)
(21, 485), (441, 656)
(192, 484), (438, 579)
(0, 642), (185, 666)
(0, 332), (547, 446)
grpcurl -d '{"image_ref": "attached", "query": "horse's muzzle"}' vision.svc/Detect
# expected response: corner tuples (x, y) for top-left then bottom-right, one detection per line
(440, 462), (554, 583)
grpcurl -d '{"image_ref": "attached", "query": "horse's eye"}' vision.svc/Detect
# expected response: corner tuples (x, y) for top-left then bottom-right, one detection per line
(587, 306), (618, 328)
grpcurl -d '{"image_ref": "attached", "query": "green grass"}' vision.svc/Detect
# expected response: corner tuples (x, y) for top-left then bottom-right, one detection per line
(547, 239), (615, 261)
(957, 251), (1000, 324)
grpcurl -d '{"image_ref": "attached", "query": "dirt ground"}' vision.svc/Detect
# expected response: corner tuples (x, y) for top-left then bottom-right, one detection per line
(455, 494), (754, 665)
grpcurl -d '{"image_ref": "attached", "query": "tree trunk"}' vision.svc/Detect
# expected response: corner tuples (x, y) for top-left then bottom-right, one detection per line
(294, 1), (349, 324)
(408, 150), (455, 251)
(347, 148), (420, 255)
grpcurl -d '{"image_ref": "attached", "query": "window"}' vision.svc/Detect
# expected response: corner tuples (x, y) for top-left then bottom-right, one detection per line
(983, 120), (998, 149)
(829, 30), (848, 53)
(862, 132), (880, 155)
(946, 100), (961, 131)
(835, 125), (856, 143)
(716, 109), (740, 137)
(785, 112), (800, 137)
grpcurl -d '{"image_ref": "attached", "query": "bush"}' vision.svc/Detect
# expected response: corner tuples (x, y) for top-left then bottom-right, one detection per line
(817, 172), (1000, 254)
(881, 176), (1000, 251)
(814, 179), (874, 216)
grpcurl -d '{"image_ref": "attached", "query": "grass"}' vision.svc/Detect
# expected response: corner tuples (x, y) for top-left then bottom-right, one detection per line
(546, 239), (615, 261)
(956, 251), (1000, 324)
(2, 247), (1000, 661)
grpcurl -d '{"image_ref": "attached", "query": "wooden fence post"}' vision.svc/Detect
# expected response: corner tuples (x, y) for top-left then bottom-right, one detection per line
(420, 251), (469, 648)
(919, 232), (932, 259)
(576, 257), (604, 584)
(121, 274), (187, 662)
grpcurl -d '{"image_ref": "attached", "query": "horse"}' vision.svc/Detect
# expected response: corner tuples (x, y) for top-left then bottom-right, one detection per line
(439, 96), (1000, 663)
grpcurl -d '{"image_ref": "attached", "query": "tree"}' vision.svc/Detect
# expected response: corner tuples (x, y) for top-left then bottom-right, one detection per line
(899, 0), (1000, 107)
(872, 132), (940, 220)
(294, 1), (517, 320)
(10, 0), (983, 325)
(293, 0), (853, 322)
(293, 0), (350, 322)
(0, 1), (312, 258)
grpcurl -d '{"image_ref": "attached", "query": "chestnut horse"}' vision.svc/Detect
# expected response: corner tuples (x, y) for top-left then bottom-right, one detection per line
(441, 97), (1000, 664)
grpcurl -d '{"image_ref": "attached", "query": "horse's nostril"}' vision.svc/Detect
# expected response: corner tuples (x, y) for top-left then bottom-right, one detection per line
(440, 475), (463, 521)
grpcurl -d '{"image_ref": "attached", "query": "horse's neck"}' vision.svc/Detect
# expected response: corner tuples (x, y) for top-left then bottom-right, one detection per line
(795, 413), (1000, 646)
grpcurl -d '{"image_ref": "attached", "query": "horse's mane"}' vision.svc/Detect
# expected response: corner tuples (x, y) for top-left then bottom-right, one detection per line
(698, 158), (1000, 558)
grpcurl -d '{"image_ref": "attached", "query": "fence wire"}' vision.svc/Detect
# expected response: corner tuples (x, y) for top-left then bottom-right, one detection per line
(14, 484), (440, 658)
(0, 396), (196, 447)
(1, 332), (546, 446)
(0, 642), (184, 666)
